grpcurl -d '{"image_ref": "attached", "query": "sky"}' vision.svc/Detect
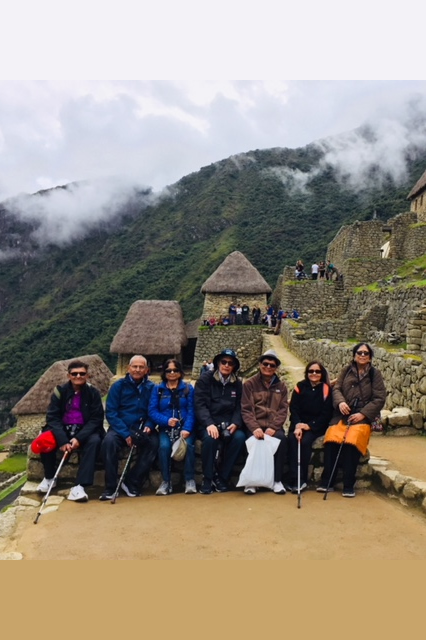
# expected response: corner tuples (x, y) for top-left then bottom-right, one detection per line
(0, 1), (425, 247)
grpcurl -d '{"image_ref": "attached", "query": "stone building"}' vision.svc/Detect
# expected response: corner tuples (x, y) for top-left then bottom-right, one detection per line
(110, 300), (188, 376)
(200, 250), (272, 321)
(11, 354), (113, 453)
(408, 168), (426, 219)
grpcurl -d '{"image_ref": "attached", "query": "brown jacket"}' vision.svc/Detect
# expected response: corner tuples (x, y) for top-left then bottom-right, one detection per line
(241, 373), (288, 433)
(331, 363), (386, 425)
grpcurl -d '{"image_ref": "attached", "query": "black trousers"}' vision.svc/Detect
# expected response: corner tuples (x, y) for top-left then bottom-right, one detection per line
(288, 430), (318, 485)
(320, 442), (361, 490)
(40, 432), (102, 487)
(101, 429), (159, 492)
(199, 428), (246, 482)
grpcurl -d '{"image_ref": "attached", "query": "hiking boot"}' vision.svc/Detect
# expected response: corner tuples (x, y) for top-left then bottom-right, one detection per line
(244, 487), (256, 495)
(122, 482), (138, 497)
(273, 481), (286, 494)
(99, 490), (115, 501)
(156, 481), (172, 496)
(213, 477), (229, 492)
(184, 479), (197, 494)
(199, 479), (213, 494)
(67, 484), (88, 502)
(37, 477), (57, 493)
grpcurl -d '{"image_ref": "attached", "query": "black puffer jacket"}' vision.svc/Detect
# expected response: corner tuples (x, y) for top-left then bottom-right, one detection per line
(194, 370), (243, 429)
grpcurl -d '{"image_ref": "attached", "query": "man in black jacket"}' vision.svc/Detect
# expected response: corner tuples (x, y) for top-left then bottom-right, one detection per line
(194, 349), (246, 494)
(37, 360), (105, 502)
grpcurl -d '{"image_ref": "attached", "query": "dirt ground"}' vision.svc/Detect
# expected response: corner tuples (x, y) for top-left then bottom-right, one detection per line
(6, 340), (426, 560)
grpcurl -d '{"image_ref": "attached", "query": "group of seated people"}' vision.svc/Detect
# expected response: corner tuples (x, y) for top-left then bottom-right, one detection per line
(203, 305), (299, 330)
(34, 341), (386, 503)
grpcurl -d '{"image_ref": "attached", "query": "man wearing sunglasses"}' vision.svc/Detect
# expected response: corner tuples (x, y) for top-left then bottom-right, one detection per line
(194, 348), (246, 494)
(241, 350), (289, 494)
(36, 360), (105, 502)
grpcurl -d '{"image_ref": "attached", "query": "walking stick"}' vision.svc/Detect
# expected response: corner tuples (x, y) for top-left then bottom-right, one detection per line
(323, 425), (350, 501)
(297, 436), (301, 509)
(111, 420), (145, 504)
(34, 451), (69, 524)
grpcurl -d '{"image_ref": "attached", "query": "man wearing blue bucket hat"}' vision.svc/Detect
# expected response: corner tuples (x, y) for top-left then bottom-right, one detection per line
(194, 348), (246, 494)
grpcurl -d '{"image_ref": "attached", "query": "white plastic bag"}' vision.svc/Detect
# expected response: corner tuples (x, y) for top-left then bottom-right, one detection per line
(236, 434), (280, 489)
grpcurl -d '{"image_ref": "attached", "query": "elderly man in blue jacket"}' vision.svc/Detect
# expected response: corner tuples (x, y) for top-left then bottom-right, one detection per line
(99, 355), (158, 500)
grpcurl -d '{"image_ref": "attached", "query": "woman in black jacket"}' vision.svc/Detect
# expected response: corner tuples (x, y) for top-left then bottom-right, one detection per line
(287, 361), (333, 492)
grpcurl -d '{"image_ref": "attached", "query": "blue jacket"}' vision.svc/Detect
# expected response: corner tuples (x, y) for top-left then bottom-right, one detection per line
(149, 380), (195, 433)
(106, 374), (155, 439)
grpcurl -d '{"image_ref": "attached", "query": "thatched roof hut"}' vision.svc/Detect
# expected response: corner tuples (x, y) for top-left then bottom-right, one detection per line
(110, 300), (188, 355)
(185, 318), (202, 339)
(12, 354), (113, 416)
(201, 251), (271, 294)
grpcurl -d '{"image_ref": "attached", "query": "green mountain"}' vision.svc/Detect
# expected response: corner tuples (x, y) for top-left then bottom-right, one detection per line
(1, 137), (426, 424)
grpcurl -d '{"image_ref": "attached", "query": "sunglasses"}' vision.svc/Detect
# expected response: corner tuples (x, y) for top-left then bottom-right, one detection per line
(220, 359), (234, 366)
(261, 362), (277, 369)
(356, 351), (370, 356)
(69, 371), (87, 377)
(307, 369), (321, 374)
(165, 368), (180, 374)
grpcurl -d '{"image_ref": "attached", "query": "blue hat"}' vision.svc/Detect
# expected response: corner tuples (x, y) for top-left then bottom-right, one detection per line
(213, 348), (240, 371)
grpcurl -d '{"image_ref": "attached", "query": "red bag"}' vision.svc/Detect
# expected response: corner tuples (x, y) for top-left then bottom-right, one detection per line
(31, 430), (57, 454)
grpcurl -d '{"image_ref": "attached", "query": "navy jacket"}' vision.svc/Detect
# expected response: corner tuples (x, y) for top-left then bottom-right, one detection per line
(106, 374), (155, 439)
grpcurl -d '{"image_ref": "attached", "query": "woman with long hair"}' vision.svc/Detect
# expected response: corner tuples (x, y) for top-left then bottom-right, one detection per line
(317, 343), (386, 497)
(287, 361), (333, 492)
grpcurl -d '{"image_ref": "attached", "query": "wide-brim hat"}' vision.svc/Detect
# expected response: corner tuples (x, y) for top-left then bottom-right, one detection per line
(31, 430), (57, 454)
(259, 349), (281, 367)
(171, 437), (188, 462)
(213, 348), (240, 371)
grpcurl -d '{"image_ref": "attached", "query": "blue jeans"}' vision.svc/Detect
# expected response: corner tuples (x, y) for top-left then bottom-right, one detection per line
(158, 430), (196, 483)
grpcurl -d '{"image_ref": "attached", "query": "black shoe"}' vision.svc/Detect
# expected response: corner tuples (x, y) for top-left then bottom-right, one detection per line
(199, 479), (213, 494)
(99, 490), (115, 501)
(213, 477), (229, 492)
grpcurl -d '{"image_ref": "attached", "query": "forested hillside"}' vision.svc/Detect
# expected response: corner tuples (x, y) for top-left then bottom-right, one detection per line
(1, 138), (426, 413)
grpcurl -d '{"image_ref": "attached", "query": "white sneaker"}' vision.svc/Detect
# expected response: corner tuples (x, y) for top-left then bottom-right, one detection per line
(156, 481), (172, 496)
(185, 479), (197, 494)
(67, 484), (89, 502)
(273, 481), (286, 494)
(244, 487), (257, 495)
(37, 477), (56, 493)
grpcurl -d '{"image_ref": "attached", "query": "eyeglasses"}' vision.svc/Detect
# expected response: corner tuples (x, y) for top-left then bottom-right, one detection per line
(69, 371), (87, 377)
(220, 359), (234, 366)
(261, 362), (277, 369)
(307, 369), (321, 374)
(356, 351), (370, 356)
(165, 368), (180, 374)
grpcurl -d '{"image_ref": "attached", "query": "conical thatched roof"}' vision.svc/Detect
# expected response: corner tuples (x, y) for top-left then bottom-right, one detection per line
(110, 300), (187, 354)
(201, 251), (271, 294)
(12, 355), (113, 415)
(407, 168), (426, 199)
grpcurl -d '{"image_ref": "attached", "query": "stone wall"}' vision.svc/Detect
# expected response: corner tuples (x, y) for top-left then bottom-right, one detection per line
(327, 220), (387, 266)
(342, 258), (402, 289)
(280, 279), (346, 320)
(202, 293), (268, 321)
(192, 325), (265, 378)
(280, 322), (426, 428)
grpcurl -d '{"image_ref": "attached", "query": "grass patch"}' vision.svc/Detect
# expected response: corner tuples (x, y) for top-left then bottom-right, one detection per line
(0, 475), (27, 506)
(0, 427), (16, 443)
(0, 454), (27, 474)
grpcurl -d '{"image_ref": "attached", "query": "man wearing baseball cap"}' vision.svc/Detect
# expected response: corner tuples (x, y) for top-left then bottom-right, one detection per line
(194, 348), (246, 494)
(241, 349), (289, 494)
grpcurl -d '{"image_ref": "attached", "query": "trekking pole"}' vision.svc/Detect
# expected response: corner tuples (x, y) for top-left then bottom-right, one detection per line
(297, 436), (301, 509)
(34, 451), (69, 524)
(111, 420), (145, 504)
(323, 425), (350, 501)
